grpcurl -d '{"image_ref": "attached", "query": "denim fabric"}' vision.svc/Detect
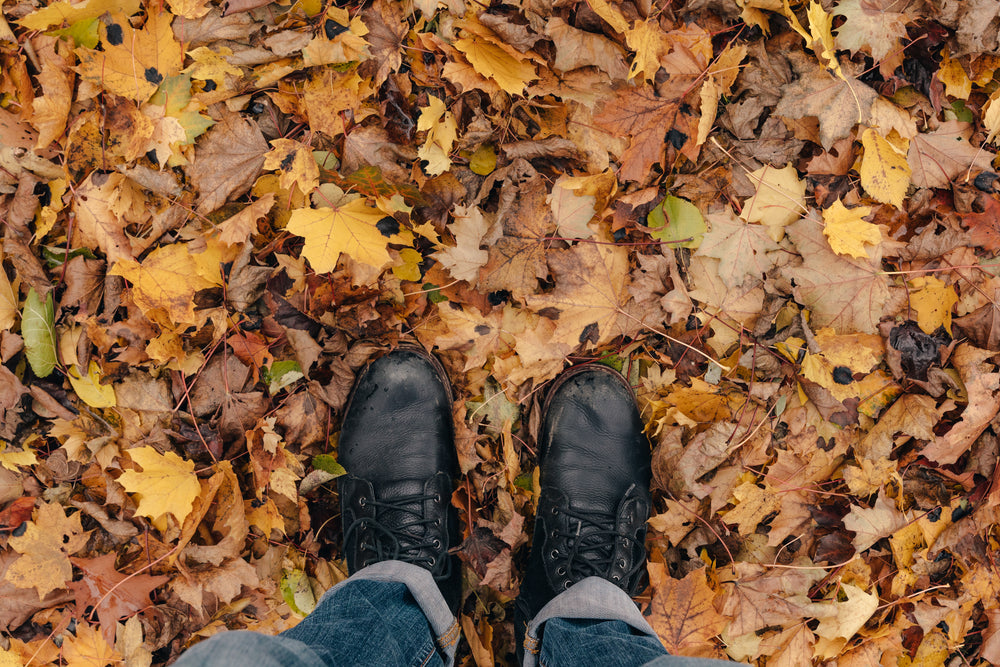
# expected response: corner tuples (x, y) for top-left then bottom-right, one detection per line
(523, 577), (735, 667)
(173, 562), (736, 667)
(173, 561), (459, 667)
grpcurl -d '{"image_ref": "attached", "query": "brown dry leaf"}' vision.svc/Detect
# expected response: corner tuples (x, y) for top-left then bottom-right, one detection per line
(648, 564), (727, 657)
(186, 110), (268, 214)
(784, 217), (888, 333)
(921, 343), (1000, 464)
(70, 554), (168, 643)
(907, 120), (995, 189)
(773, 56), (877, 149)
(524, 240), (629, 351)
(593, 87), (682, 183)
(843, 491), (908, 551)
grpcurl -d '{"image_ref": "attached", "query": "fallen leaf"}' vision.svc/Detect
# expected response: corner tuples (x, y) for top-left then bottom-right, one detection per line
(648, 564), (727, 657)
(70, 554), (168, 643)
(118, 446), (202, 525)
(286, 197), (396, 275)
(739, 164), (806, 241)
(785, 217), (889, 333)
(822, 199), (881, 258)
(907, 121), (995, 189)
(921, 344), (1000, 465)
(186, 110), (268, 214)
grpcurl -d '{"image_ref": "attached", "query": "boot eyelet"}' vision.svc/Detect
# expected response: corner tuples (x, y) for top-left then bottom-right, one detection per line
(612, 574), (621, 582)
(433, 493), (441, 503)
(562, 580), (571, 590)
(550, 549), (560, 559)
(617, 558), (627, 568)
(432, 539), (442, 549)
(550, 506), (558, 515)
(556, 566), (566, 576)
(434, 518), (442, 527)
(358, 497), (367, 507)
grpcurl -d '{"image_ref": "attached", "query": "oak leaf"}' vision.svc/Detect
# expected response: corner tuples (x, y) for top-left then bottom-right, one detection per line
(118, 446), (201, 525)
(648, 564), (727, 657)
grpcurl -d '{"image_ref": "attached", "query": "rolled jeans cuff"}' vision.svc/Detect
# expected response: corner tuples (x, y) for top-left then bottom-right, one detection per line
(328, 560), (461, 666)
(521, 576), (658, 667)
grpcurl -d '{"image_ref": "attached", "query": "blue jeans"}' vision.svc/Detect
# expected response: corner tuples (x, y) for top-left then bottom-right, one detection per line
(175, 561), (736, 667)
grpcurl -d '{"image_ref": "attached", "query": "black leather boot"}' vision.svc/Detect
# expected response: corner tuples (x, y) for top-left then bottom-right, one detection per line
(514, 364), (652, 657)
(337, 346), (461, 612)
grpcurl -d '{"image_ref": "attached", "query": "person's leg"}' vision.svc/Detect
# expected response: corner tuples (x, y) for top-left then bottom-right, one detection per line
(175, 561), (459, 667)
(173, 347), (462, 667)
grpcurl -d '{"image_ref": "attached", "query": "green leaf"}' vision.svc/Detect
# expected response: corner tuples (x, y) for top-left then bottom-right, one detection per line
(47, 17), (99, 48)
(264, 360), (304, 394)
(22, 288), (56, 378)
(422, 283), (447, 304)
(311, 454), (347, 477)
(279, 569), (316, 616)
(647, 195), (706, 249)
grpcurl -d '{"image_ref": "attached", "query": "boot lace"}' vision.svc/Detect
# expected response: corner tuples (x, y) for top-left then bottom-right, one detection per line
(343, 491), (449, 577)
(550, 505), (644, 589)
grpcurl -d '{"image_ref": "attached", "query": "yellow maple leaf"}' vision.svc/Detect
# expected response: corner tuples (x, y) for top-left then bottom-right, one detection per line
(739, 164), (806, 241)
(62, 623), (122, 667)
(822, 199), (881, 258)
(18, 0), (140, 30)
(118, 446), (201, 524)
(67, 361), (117, 409)
(109, 242), (223, 328)
(0, 441), (37, 472)
(723, 480), (780, 534)
(286, 198), (395, 274)
(184, 46), (242, 84)
(909, 276), (957, 335)
(5, 502), (88, 597)
(938, 50), (971, 100)
(417, 95), (457, 176)
(453, 39), (537, 95)
(626, 19), (665, 82)
(75, 11), (183, 102)
(263, 138), (320, 197)
(860, 128), (910, 208)
(984, 89), (1000, 143)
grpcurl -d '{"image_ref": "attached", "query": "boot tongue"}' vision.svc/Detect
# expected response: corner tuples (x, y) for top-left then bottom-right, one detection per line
(370, 478), (430, 550)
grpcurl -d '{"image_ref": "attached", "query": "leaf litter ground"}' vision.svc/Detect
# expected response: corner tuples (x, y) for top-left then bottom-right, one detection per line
(1, 0), (1000, 664)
